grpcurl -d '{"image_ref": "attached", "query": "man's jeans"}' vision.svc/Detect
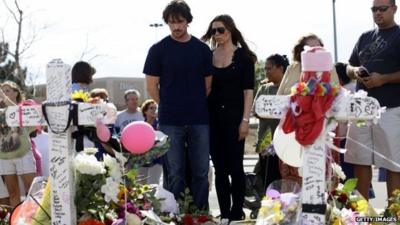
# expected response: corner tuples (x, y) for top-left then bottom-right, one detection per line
(159, 124), (210, 210)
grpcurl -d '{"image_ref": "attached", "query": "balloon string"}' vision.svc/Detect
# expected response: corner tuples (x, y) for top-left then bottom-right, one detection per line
(346, 136), (400, 170)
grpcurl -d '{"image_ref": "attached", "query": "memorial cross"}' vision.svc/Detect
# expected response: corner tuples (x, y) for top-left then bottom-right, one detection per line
(254, 50), (381, 224)
(5, 59), (115, 225)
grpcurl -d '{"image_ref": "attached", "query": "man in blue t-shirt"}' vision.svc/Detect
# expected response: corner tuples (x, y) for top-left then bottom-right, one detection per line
(143, 0), (212, 210)
(344, 0), (400, 202)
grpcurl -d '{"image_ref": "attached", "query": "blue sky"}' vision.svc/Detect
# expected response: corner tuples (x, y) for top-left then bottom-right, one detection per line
(1, 0), (399, 84)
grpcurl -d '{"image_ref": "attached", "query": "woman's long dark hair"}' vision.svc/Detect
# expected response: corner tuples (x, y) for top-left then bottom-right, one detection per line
(201, 14), (257, 63)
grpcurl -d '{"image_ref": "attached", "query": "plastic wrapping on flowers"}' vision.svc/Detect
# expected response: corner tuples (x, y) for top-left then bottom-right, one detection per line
(255, 179), (301, 225)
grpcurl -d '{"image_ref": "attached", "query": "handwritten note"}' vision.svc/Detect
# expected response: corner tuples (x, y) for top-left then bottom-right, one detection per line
(78, 103), (106, 125)
(254, 95), (290, 119)
(5, 105), (46, 126)
(45, 104), (70, 133)
(46, 59), (71, 102)
(49, 131), (76, 225)
(332, 95), (381, 121)
(301, 138), (326, 224)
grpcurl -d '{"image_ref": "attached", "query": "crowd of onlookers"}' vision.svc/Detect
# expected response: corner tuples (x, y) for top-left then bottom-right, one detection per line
(0, 0), (399, 224)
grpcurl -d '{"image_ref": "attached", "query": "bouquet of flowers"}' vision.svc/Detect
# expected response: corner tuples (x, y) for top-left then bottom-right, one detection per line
(326, 163), (377, 225)
(255, 179), (301, 225)
(75, 148), (161, 225)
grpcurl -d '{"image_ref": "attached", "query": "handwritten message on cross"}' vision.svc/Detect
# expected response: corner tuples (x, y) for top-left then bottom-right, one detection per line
(254, 48), (382, 224)
(5, 59), (115, 225)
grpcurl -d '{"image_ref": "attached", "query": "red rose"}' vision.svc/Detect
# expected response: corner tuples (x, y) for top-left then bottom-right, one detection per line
(197, 215), (210, 223)
(183, 214), (194, 225)
(338, 193), (348, 203)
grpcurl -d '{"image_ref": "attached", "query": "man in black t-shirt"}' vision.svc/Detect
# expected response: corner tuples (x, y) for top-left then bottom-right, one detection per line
(143, 0), (213, 210)
(344, 0), (400, 202)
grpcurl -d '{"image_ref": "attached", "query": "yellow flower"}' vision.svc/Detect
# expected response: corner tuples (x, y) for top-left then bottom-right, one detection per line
(273, 211), (284, 223)
(356, 199), (369, 214)
(72, 90), (90, 102)
(332, 218), (342, 225)
(392, 189), (400, 197)
(141, 184), (150, 193)
(258, 206), (268, 216)
(272, 201), (281, 213)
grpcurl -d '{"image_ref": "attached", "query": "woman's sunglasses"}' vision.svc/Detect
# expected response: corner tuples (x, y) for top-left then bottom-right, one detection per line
(211, 27), (226, 35)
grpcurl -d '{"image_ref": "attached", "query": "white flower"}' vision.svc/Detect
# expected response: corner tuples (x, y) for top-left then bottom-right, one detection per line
(332, 163), (346, 180)
(74, 152), (106, 175)
(101, 177), (120, 203)
(332, 207), (341, 216)
(104, 154), (123, 182)
(84, 147), (98, 154)
(104, 154), (118, 169)
(336, 183), (344, 191)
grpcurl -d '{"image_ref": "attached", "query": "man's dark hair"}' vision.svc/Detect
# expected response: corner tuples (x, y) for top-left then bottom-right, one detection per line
(391, 0), (396, 5)
(162, 0), (193, 24)
(71, 61), (96, 84)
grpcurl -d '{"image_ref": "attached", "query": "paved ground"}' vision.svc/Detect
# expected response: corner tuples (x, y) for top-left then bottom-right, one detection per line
(209, 155), (388, 220)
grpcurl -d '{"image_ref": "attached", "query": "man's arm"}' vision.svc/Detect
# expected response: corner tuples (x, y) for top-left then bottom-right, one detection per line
(205, 75), (212, 96)
(146, 75), (160, 104)
(363, 70), (400, 88)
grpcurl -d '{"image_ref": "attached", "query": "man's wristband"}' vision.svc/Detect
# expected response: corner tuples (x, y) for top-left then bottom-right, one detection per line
(242, 118), (249, 122)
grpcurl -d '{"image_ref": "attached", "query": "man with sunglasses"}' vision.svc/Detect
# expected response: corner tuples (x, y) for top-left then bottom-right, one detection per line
(345, 0), (400, 203)
(143, 0), (213, 211)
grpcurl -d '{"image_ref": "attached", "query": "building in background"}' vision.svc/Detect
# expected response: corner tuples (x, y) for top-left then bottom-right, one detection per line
(34, 77), (147, 110)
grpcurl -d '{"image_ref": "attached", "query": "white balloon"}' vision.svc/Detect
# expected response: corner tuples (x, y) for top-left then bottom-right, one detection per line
(273, 126), (303, 167)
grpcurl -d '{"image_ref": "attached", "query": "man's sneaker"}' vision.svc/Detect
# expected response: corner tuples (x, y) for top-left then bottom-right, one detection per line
(219, 218), (229, 225)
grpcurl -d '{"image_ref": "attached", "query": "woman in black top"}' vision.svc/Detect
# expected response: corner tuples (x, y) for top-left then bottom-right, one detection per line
(202, 14), (256, 223)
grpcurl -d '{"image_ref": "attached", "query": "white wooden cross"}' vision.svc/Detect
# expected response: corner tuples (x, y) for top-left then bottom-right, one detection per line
(254, 62), (382, 224)
(5, 59), (115, 225)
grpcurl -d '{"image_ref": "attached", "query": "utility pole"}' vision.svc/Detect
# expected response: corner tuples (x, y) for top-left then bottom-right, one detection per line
(332, 0), (338, 63)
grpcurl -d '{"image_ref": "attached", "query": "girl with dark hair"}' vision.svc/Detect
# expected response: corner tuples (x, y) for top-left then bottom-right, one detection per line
(252, 54), (289, 196)
(71, 61), (96, 92)
(202, 14), (255, 224)
(276, 34), (340, 184)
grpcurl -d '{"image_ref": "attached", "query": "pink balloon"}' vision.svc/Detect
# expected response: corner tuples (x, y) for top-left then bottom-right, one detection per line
(120, 121), (155, 154)
(96, 119), (111, 142)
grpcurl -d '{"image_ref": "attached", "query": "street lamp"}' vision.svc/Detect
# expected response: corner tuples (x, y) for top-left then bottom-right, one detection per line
(149, 23), (163, 41)
(332, 0), (338, 63)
